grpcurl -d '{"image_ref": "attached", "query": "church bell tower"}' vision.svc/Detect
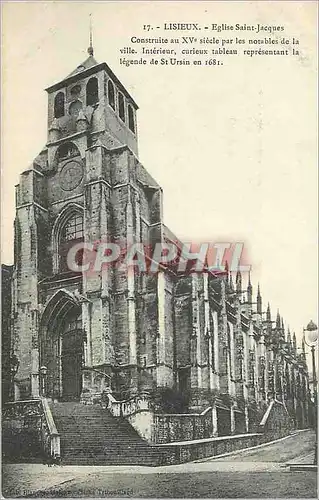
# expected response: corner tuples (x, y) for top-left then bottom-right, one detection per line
(12, 39), (146, 401)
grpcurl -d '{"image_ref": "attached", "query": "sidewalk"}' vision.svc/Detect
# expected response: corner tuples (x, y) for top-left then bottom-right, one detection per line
(286, 450), (317, 472)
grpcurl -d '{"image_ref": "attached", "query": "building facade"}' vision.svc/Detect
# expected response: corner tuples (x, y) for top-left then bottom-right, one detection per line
(2, 264), (14, 403)
(10, 48), (310, 433)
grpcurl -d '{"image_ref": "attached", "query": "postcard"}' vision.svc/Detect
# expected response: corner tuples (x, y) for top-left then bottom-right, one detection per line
(1, 1), (317, 498)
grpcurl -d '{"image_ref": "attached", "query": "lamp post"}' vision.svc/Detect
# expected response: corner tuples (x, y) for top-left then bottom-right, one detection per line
(39, 365), (48, 397)
(9, 354), (19, 401)
(303, 320), (318, 466)
(303, 320), (318, 404)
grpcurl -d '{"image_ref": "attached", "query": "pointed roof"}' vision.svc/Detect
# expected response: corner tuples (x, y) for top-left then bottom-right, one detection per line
(236, 270), (242, 294)
(67, 55), (99, 78)
(247, 271), (252, 292)
(276, 310), (281, 329)
(280, 317), (285, 340)
(257, 282), (262, 313)
(293, 331), (297, 350)
(267, 302), (271, 321)
(225, 260), (229, 273)
(229, 272), (234, 291)
(224, 260), (230, 283)
(45, 56), (138, 109)
(247, 271), (253, 303)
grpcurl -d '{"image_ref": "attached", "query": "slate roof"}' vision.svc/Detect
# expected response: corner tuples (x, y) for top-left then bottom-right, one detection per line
(67, 55), (99, 78)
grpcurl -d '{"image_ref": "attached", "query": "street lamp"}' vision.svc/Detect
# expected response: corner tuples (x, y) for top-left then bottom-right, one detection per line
(303, 320), (318, 466)
(9, 354), (20, 401)
(303, 320), (318, 403)
(40, 365), (48, 397)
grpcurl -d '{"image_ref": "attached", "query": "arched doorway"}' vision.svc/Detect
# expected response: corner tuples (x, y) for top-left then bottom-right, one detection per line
(61, 312), (83, 400)
(40, 290), (85, 401)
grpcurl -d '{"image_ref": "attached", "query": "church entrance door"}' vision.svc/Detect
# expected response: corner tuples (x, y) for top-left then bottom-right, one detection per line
(62, 329), (83, 401)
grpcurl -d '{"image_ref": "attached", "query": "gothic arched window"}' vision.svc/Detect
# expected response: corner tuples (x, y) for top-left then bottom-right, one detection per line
(108, 80), (115, 110)
(54, 92), (65, 118)
(62, 214), (84, 242)
(118, 92), (125, 122)
(128, 104), (135, 133)
(59, 213), (84, 273)
(86, 77), (99, 106)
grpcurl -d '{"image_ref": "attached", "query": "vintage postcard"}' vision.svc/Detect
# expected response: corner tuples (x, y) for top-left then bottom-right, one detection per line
(1, 1), (318, 498)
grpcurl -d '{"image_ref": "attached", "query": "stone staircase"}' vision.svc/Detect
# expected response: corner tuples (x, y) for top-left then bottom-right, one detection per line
(49, 402), (166, 466)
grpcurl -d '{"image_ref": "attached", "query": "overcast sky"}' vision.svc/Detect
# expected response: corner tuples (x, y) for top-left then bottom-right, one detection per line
(1, 1), (318, 352)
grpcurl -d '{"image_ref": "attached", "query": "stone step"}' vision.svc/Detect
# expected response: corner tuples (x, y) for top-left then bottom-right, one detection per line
(62, 448), (158, 455)
(50, 402), (161, 466)
(61, 439), (145, 446)
(61, 444), (155, 451)
(60, 443), (151, 449)
(61, 458), (160, 466)
(59, 431), (139, 438)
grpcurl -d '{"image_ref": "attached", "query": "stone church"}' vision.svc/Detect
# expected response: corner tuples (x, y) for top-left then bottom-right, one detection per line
(11, 43), (311, 439)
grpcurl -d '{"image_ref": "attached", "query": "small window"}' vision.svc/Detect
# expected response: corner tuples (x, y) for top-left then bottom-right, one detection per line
(118, 92), (125, 122)
(108, 80), (115, 110)
(86, 77), (99, 106)
(71, 85), (81, 98)
(69, 100), (82, 118)
(57, 142), (80, 162)
(54, 92), (65, 118)
(128, 104), (135, 133)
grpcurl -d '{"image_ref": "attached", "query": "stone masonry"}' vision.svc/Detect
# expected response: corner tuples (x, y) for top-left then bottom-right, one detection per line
(9, 48), (311, 435)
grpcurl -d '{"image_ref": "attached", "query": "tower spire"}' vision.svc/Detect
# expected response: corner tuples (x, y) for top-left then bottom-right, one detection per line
(236, 270), (242, 295)
(229, 272), (234, 291)
(276, 309), (281, 329)
(287, 327), (292, 349)
(281, 317), (285, 340)
(292, 331), (297, 352)
(257, 283), (262, 314)
(224, 260), (229, 284)
(88, 14), (94, 56)
(266, 302), (271, 322)
(247, 271), (253, 303)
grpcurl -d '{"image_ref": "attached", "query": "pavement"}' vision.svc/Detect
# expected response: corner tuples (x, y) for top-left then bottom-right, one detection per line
(1, 429), (317, 498)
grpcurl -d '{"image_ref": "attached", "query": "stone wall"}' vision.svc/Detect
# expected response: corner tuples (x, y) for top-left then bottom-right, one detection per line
(1, 265), (14, 403)
(258, 399), (293, 440)
(2, 400), (44, 462)
(155, 433), (264, 465)
(154, 407), (216, 444)
(2, 399), (60, 463)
